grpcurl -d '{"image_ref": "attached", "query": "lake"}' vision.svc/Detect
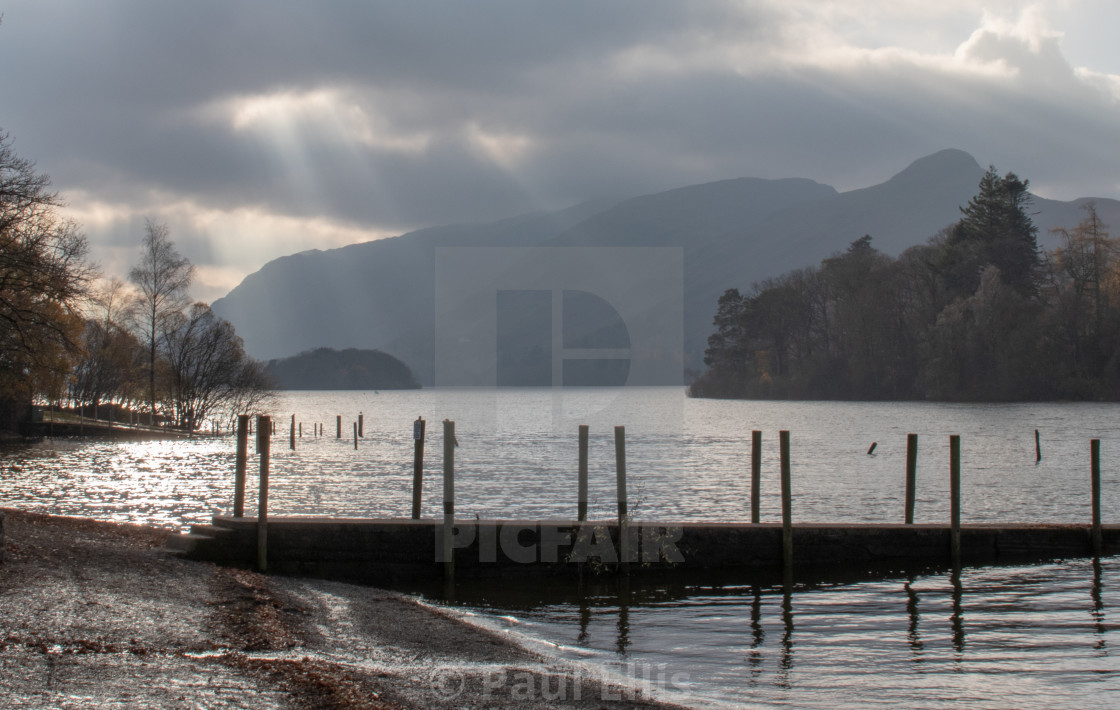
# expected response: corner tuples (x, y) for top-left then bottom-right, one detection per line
(2, 388), (1118, 706)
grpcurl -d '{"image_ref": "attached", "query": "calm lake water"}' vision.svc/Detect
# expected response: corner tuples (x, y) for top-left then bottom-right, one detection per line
(2, 388), (1118, 707)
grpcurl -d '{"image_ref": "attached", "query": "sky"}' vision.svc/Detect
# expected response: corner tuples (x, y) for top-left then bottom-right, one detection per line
(2, 1), (1119, 303)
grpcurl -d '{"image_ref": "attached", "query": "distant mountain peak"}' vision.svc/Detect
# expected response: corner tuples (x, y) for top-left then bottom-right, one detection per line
(888, 149), (983, 185)
(213, 149), (1117, 383)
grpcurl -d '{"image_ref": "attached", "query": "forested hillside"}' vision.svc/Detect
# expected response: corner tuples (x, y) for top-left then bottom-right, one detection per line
(692, 168), (1120, 401)
(265, 348), (420, 390)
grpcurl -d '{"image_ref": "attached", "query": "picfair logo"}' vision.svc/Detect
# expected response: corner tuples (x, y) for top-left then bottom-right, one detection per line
(434, 247), (683, 388)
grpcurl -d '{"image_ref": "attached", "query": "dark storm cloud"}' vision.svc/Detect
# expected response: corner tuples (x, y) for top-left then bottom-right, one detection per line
(0, 1), (780, 225)
(0, 0), (1118, 299)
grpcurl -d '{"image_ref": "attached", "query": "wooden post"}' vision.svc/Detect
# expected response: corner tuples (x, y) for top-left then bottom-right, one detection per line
(299, 422), (302, 438)
(443, 419), (455, 580)
(336, 415), (341, 439)
(950, 434), (961, 566)
(615, 425), (629, 572)
(905, 433), (918, 525)
(257, 415), (271, 573)
(353, 422), (358, 449)
(1035, 429), (1042, 463)
(233, 414), (249, 517)
(412, 417), (426, 519)
(751, 430), (761, 524)
(359, 412), (364, 438)
(289, 414), (295, 450)
(780, 430), (792, 571)
(578, 425), (589, 521)
(1092, 439), (1102, 555)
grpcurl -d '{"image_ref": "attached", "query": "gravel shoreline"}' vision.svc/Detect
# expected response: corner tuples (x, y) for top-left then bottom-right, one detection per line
(0, 508), (695, 709)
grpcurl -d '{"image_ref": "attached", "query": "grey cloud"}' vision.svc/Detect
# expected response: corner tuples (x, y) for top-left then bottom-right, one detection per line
(1, 0), (1118, 278)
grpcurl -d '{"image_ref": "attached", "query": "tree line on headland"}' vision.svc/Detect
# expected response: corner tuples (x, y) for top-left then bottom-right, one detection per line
(265, 347), (420, 390)
(0, 130), (271, 433)
(691, 168), (1120, 401)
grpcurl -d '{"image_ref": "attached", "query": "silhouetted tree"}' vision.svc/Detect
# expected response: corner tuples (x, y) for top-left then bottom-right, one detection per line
(689, 168), (1120, 401)
(161, 302), (272, 431)
(1045, 203), (1120, 392)
(128, 219), (194, 424)
(71, 278), (143, 412)
(939, 167), (1042, 298)
(0, 129), (92, 415)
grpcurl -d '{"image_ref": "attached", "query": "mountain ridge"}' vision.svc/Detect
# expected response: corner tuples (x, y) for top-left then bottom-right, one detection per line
(212, 150), (1120, 383)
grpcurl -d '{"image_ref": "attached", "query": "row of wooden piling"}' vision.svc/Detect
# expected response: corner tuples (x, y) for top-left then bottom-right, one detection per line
(275, 414), (369, 451)
(233, 416), (1109, 575)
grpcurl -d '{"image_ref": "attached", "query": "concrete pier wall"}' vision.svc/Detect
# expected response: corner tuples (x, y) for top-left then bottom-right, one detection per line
(177, 516), (1119, 587)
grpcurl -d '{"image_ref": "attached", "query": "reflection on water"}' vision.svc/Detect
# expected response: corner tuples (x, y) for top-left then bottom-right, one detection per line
(778, 582), (794, 690)
(435, 558), (1119, 708)
(3, 389), (1120, 706)
(951, 566), (965, 655)
(0, 437), (237, 530)
(1095, 557), (1108, 653)
(616, 577), (631, 656)
(906, 576), (923, 657)
(3, 389), (1120, 533)
(749, 584), (764, 685)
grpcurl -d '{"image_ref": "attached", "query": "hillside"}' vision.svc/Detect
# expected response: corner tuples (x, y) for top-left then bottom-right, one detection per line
(265, 348), (420, 390)
(212, 151), (1120, 385)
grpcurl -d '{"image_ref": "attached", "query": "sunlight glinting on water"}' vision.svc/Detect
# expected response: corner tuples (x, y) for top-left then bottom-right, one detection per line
(3, 387), (1119, 708)
(2, 389), (1118, 532)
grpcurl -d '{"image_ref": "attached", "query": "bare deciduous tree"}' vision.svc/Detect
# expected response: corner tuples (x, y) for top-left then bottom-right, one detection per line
(71, 279), (143, 414)
(161, 302), (273, 431)
(128, 219), (194, 424)
(0, 129), (92, 413)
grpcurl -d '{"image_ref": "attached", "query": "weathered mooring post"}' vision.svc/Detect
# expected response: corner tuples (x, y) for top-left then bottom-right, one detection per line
(1092, 439), (1102, 555)
(578, 425), (589, 522)
(289, 414), (296, 450)
(905, 433), (918, 524)
(1036, 429), (1042, 463)
(353, 422), (358, 449)
(780, 430), (792, 572)
(443, 419), (455, 580)
(257, 415), (271, 573)
(615, 425), (629, 572)
(336, 415), (341, 439)
(950, 434), (961, 566)
(233, 414), (249, 517)
(751, 430), (762, 524)
(411, 417), (426, 519)
(359, 412), (364, 438)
